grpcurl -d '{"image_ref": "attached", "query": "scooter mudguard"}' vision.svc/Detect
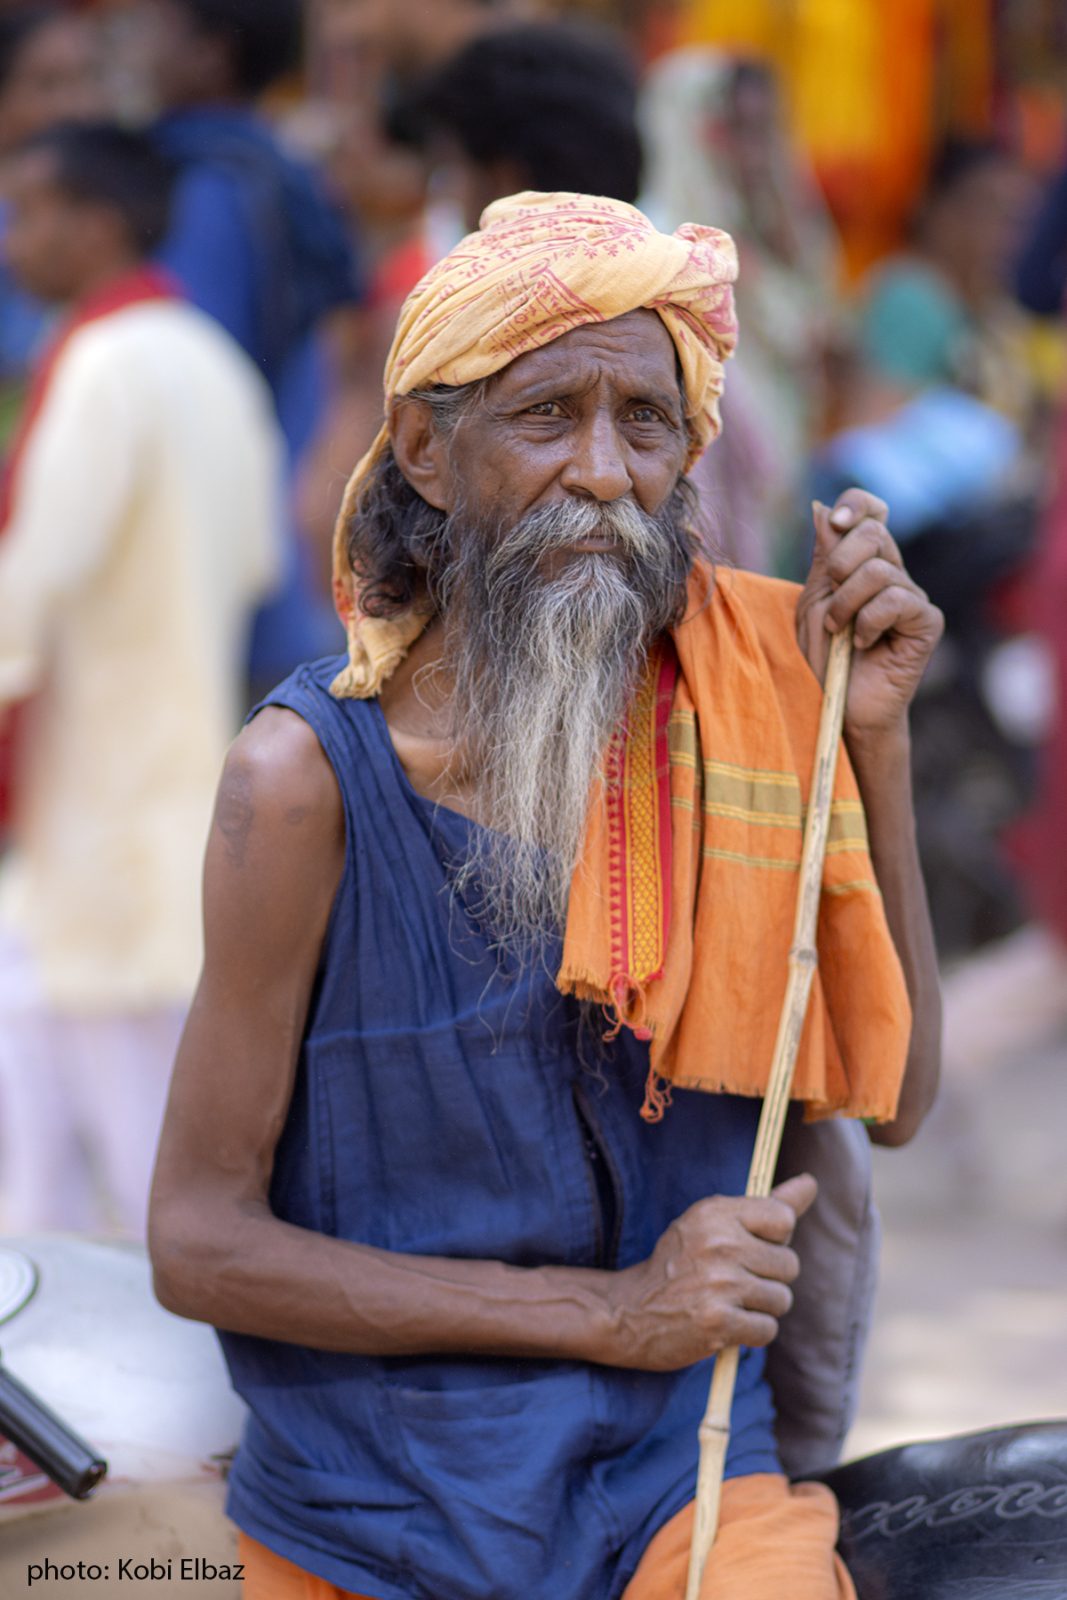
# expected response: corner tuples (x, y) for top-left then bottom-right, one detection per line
(820, 1421), (1067, 1598)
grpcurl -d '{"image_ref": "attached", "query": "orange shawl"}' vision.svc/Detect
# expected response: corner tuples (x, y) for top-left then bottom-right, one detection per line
(559, 563), (912, 1124)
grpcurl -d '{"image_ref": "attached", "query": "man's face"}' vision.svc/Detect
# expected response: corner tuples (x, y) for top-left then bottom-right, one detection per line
(398, 309), (695, 953)
(949, 159), (1037, 294)
(439, 309), (691, 539)
(128, 0), (218, 110)
(2, 150), (88, 303)
(318, 0), (436, 76)
(319, 0), (502, 77)
(0, 17), (104, 153)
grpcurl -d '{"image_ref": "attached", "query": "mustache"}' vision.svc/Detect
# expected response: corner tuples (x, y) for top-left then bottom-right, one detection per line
(484, 497), (672, 570)
(427, 491), (694, 622)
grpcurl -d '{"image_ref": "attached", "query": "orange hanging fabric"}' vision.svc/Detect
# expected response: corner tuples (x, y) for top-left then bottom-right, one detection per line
(558, 564), (912, 1125)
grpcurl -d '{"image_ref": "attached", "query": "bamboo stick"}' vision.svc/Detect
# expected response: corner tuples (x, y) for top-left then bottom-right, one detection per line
(685, 623), (854, 1600)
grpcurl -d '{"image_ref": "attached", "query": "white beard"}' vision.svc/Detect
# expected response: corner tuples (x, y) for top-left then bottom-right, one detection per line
(435, 494), (691, 958)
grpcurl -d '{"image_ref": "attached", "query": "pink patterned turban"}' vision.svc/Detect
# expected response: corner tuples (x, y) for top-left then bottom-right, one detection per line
(331, 190), (739, 698)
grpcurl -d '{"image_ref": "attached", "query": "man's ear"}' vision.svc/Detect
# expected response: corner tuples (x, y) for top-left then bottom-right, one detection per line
(390, 399), (453, 513)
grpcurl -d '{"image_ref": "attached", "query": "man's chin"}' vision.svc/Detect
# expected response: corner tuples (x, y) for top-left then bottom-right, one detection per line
(537, 545), (626, 583)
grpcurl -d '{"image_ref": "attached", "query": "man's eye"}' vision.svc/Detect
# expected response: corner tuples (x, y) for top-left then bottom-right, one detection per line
(525, 401), (563, 417)
(629, 406), (662, 424)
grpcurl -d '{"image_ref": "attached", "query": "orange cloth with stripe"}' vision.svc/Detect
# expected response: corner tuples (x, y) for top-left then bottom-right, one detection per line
(559, 562), (912, 1125)
(238, 1475), (857, 1599)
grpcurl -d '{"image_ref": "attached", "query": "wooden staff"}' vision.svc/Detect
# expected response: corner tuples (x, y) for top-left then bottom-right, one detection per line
(685, 623), (855, 1600)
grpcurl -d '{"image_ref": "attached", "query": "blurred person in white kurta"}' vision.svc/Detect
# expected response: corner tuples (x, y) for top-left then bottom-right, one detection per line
(0, 122), (283, 1235)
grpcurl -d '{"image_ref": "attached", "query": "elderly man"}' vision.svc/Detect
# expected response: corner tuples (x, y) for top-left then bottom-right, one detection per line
(150, 193), (942, 1600)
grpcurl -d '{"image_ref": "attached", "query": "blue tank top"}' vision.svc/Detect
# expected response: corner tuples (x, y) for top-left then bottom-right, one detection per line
(221, 656), (780, 1600)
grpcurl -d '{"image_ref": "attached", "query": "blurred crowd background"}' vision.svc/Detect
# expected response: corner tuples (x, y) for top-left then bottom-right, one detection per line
(0, 0), (1065, 1253)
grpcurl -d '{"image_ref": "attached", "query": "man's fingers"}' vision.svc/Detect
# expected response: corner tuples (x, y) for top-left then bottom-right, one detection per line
(852, 585), (941, 652)
(744, 1239), (801, 1286)
(727, 1309), (781, 1350)
(830, 488), (889, 530)
(742, 1274), (795, 1320)
(825, 561), (922, 635)
(825, 519), (904, 584)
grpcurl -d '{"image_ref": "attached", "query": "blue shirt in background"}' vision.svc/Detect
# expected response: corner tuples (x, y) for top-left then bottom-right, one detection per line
(154, 107), (362, 680)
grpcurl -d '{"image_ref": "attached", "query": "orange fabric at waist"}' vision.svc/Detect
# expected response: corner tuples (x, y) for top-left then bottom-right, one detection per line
(239, 1472), (856, 1600)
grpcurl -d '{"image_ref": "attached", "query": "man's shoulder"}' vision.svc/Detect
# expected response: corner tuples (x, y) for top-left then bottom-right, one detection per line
(251, 657), (384, 786)
(63, 300), (274, 418)
(55, 299), (197, 366)
(712, 565), (802, 642)
(682, 565), (811, 695)
(716, 566), (801, 607)
(205, 705), (345, 949)
(82, 297), (257, 366)
(225, 701), (342, 839)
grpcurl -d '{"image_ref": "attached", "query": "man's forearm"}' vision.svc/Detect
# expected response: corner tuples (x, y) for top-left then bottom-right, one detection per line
(152, 1195), (621, 1365)
(151, 1174), (809, 1375)
(847, 720), (942, 1145)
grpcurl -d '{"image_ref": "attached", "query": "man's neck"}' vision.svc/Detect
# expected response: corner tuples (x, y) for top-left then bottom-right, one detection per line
(162, 93), (245, 117)
(67, 251), (147, 311)
(378, 617), (481, 817)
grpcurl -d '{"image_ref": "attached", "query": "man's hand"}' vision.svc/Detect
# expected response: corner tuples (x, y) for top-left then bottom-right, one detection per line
(599, 1173), (817, 1371)
(796, 490), (943, 739)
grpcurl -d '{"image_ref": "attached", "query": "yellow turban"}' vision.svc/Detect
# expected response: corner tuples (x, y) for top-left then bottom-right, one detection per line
(330, 190), (739, 698)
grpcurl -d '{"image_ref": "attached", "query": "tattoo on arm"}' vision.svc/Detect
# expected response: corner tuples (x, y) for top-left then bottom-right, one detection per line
(217, 767), (254, 868)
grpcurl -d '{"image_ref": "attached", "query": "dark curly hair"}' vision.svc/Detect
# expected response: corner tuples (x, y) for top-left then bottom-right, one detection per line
(21, 122), (175, 254)
(416, 21), (642, 203)
(174, 0), (302, 96)
(343, 384), (482, 620)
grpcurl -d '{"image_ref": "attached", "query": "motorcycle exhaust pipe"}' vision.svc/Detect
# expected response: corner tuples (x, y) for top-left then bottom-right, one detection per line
(0, 1359), (107, 1500)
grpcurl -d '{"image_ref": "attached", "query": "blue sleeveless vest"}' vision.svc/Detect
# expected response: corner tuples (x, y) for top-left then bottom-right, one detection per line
(221, 657), (780, 1600)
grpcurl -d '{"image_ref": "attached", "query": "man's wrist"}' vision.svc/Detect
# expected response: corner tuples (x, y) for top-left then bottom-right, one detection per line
(482, 1262), (628, 1368)
(553, 1266), (627, 1368)
(844, 717), (912, 777)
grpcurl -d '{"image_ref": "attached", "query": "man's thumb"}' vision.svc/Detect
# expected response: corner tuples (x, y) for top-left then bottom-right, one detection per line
(771, 1171), (818, 1218)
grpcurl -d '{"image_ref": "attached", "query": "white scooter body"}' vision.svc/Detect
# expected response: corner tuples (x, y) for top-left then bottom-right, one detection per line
(0, 1237), (246, 1599)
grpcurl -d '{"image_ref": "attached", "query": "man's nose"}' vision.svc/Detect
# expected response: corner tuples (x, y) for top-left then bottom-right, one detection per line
(559, 411), (632, 502)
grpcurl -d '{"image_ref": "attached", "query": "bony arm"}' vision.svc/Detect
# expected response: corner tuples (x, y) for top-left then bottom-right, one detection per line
(149, 710), (814, 1366)
(796, 491), (943, 1146)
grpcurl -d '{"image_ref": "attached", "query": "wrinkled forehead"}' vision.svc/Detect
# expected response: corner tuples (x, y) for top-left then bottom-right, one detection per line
(482, 309), (683, 404)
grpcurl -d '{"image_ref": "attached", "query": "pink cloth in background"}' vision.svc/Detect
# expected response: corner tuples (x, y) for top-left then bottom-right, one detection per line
(0, 927), (183, 1237)
(689, 369), (776, 574)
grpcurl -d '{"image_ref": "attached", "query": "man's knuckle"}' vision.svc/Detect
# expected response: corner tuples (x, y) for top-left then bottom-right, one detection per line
(746, 1313), (778, 1348)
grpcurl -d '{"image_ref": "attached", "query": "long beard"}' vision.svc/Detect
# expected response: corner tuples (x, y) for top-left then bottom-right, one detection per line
(424, 493), (693, 959)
